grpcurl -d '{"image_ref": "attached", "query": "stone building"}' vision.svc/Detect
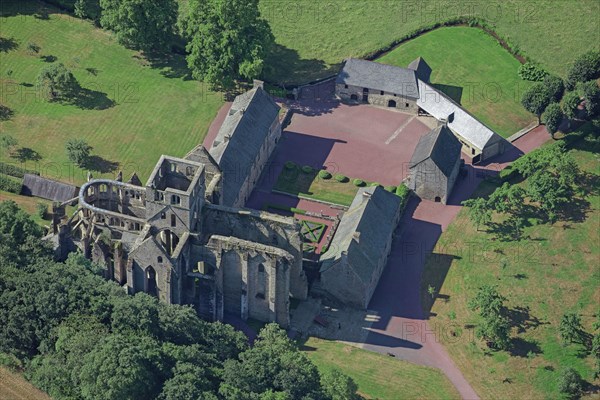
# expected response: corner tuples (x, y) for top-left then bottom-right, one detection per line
(208, 81), (282, 207)
(319, 186), (402, 309)
(51, 87), (308, 328)
(335, 57), (507, 163)
(408, 125), (462, 204)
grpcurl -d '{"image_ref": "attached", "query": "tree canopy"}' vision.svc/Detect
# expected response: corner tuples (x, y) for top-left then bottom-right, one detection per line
(100, 0), (177, 51)
(36, 63), (80, 100)
(65, 138), (92, 167)
(566, 50), (600, 90)
(542, 102), (564, 137)
(179, 0), (274, 89)
(521, 82), (553, 122)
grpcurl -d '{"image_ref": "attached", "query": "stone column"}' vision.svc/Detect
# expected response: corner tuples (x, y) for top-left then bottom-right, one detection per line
(240, 252), (249, 321)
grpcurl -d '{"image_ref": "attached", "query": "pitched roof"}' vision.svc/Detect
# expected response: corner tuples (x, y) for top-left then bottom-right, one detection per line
(407, 57), (432, 83)
(21, 174), (79, 203)
(320, 186), (401, 283)
(416, 80), (505, 150)
(208, 87), (280, 206)
(409, 125), (462, 177)
(336, 58), (419, 99)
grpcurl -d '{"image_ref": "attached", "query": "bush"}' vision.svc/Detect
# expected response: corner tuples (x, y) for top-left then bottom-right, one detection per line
(353, 179), (365, 187)
(384, 185), (397, 192)
(369, 182), (381, 187)
(37, 63), (80, 100)
(334, 174), (348, 183)
(0, 162), (38, 179)
(318, 170), (332, 179)
(284, 161), (296, 170)
(36, 203), (48, 219)
(542, 103), (564, 136)
(395, 184), (410, 206)
(558, 368), (583, 399)
(563, 91), (582, 120)
(0, 174), (22, 193)
(65, 139), (92, 167)
(499, 165), (519, 182)
(518, 62), (548, 81)
(301, 165), (313, 174)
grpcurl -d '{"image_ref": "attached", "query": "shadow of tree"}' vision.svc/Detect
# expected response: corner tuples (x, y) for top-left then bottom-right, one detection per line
(507, 306), (547, 334)
(85, 67), (99, 76)
(142, 51), (193, 80)
(262, 43), (332, 86)
(40, 54), (57, 63)
(52, 87), (115, 110)
(0, 37), (19, 52)
(420, 253), (462, 316)
(84, 155), (119, 174)
(0, 104), (14, 121)
(509, 337), (542, 357)
(12, 147), (42, 162)
(433, 83), (463, 104)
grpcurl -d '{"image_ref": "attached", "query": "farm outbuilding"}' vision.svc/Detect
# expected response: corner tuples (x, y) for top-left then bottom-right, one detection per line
(21, 174), (79, 203)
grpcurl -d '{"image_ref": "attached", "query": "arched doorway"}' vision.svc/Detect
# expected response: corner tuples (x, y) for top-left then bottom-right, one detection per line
(388, 99), (397, 108)
(146, 266), (158, 297)
(350, 94), (358, 101)
(434, 196), (441, 203)
(362, 88), (369, 102)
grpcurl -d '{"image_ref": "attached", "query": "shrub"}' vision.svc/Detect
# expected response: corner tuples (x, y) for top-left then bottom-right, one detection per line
(518, 62), (548, 81)
(301, 165), (313, 174)
(0, 162), (38, 179)
(334, 174), (348, 183)
(37, 63), (80, 100)
(542, 103), (564, 137)
(26, 42), (41, 54)
(0, 174), (22, 193)
(353, 179), (365, 187)
(36, 203), (48, 219)
(558, 368), (583, 399)
(384, 185), (397, 192)
(284, 161), (296, 170)
(563, 91), (582, 120)
(318, 170), (332, 179)
(369, 182), (381, 187)
(395, 184), (410, 206)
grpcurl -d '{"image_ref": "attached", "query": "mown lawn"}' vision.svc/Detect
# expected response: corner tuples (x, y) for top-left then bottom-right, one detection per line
(0, 367), (50, 400)
(302, 337), (460, 399)
(0, 0), (223, 187)
(420, 130), (600, 399)
(259, 0), (599, 84)
(273, 165), (360, 206)
(377, 27), (535, 137)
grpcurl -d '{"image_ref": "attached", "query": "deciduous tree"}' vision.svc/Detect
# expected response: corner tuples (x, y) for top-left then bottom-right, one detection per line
(521, 82), (553, 122)
(37, 63), (80, 100)
(542, 102), (564, 138)
(65, 138), (92, 167)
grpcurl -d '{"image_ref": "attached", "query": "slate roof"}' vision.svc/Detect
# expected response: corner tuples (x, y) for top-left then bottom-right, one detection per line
(320, 186), (401, 284)
(409, 125), (462, 177)
(407, 57), (432, 83)
(208, 87), (280, 206)
(336, 58), (419, 99)
(21, 174), (79, 203)
(416, 80), (505, 150)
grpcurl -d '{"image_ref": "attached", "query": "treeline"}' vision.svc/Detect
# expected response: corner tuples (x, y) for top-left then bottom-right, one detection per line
(0, 201), (361, 400)
(38, 0), (272, 90)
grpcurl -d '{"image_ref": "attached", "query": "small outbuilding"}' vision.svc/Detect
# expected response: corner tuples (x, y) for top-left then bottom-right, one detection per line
(407, 125), (462, 204)
(320, 186), (403, 309)
(21, 174), (79, 203)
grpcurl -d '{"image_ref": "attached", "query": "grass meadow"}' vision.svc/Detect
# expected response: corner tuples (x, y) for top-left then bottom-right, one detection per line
(420, 129), (600, 399)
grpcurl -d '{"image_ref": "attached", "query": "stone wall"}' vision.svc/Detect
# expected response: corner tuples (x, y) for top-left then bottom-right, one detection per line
(335, 83), (419, 113)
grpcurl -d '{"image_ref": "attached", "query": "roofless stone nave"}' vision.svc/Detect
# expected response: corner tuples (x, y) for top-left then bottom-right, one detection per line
(49, 58), (508, 326)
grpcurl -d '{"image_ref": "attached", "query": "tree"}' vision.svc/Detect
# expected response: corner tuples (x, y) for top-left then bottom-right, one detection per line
(521, 82), (553, 122)
(487, 183), (526, 214)
(527, 170), (569, 220)
(469, 286), (512, 350)
(468, 285), (507, 320)
(461, 197), (492, 231)
(100, 0), (177, 51)
(158, 362), (217, 400)
(321, 369), (359, 400)
(0, 134), (18, 155)
(557, 368), (583, 399)
(476, 314), (511, 350)
(543, 75), (565, 102)
(65, 138), (92, 167)
(37, 63), (80, 100)
(592, 332), (600, 379)
(566, 50), (600, 90)
(559, 312), (585, 345)
(179, 0), (274, 89)
(563, 91), (581, 120)
(75, 0), (101, 24)
(542, 102), (563, 138)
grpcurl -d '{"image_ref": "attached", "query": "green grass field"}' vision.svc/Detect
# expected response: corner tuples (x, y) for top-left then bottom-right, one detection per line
(377, 27), (535, 137)
(302, 337), (460, 399)
(420, 130), (600, 399)
(259, 0), (599, 84)
(0, 0), (223, 186)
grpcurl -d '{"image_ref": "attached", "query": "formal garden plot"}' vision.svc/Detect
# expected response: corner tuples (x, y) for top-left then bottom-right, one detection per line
(300, 220), (325, 244)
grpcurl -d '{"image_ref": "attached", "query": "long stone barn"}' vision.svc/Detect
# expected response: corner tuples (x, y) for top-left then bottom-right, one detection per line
(335, 57), (507, 163)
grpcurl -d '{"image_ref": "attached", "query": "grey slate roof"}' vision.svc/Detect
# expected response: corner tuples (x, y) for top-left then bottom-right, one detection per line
(408, 57), (432, 83)
(336, 58), (419, 99)
(416, 79), (505, 150)
(409, 125), (462, 177)
(320, 186), (401, 284)
(21, 174), (79, 202)
(208, 87), (280, 206)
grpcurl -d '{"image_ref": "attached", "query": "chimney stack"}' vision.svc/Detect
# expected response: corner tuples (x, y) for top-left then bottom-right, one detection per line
(253, 79), (264, 90)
